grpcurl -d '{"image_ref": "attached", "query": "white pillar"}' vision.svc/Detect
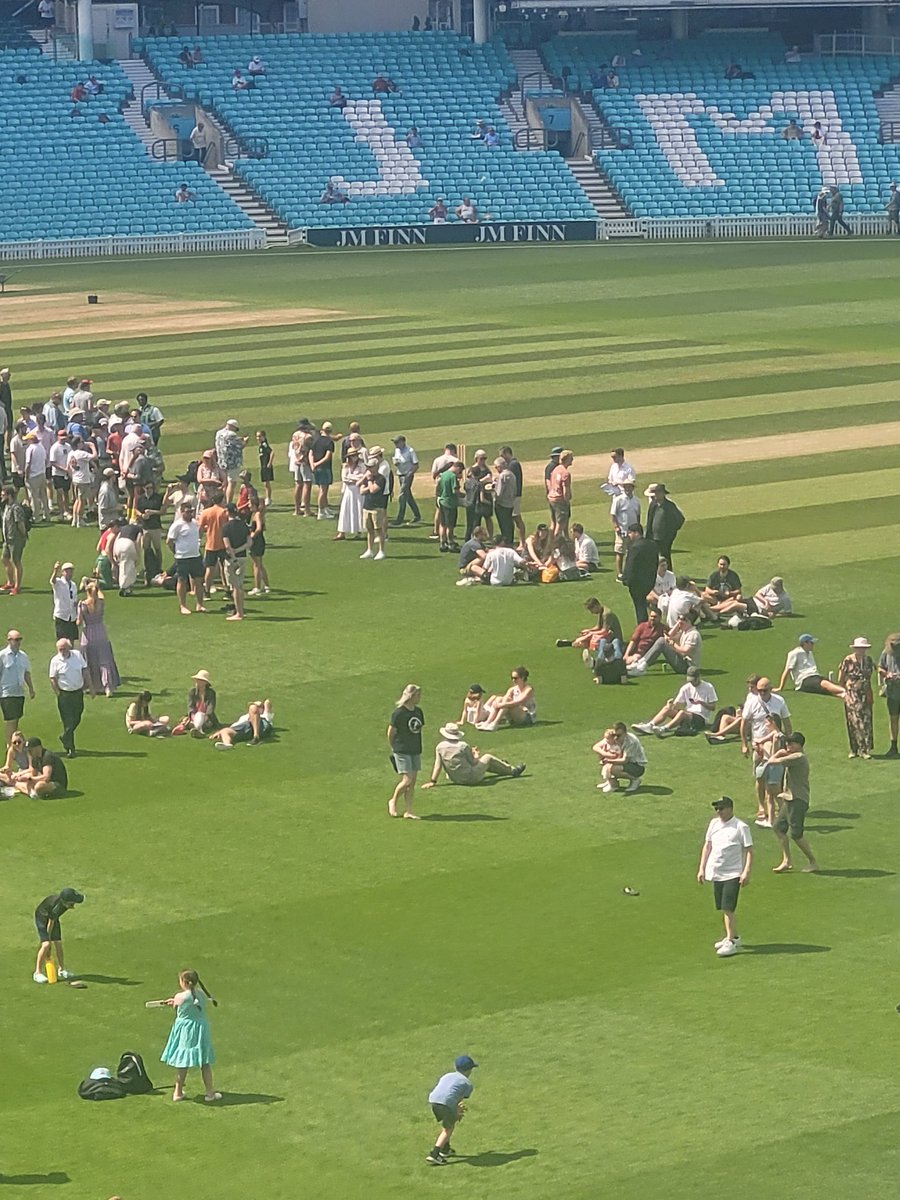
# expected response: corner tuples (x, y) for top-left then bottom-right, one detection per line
(473, 0), (489, 44)
(76, 0), (93, 60)
(671, 9), (689, 40)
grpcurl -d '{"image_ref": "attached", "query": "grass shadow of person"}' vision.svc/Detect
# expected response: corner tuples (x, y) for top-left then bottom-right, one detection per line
(73, 750), (147, 759)
(636, 784), (674, 796)
(421, 813), (509, 822)
(454, 1148), (538, 1167)
(804, 825), (854, 835)
(76, 973), (142, 986)
(191, 1092), (284, 1107)
(745, 943), (831, 955)
(814, 868), (895, 878)
(0, 1172), (69, 1184)
(808, 810), (859, 820)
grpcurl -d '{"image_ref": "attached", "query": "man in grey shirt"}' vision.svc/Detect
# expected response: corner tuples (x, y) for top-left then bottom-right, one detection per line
(767, 731), (819, 874)
(420, 722), (524, 789)
(492, 456), (517, 546)
(0, 627), (34, 742)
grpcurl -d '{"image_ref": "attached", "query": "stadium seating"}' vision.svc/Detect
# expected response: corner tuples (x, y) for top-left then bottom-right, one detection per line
(543, 32), (900, 218)
(0, 46), (254, 244)
(138, 31), (597, 228)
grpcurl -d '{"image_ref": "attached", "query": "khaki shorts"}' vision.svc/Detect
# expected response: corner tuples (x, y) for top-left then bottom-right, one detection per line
(512, 496), (522, 518)
(364, 508), (387, 534)
(614, 531), (626, 555)
(225, 555), (246, 589)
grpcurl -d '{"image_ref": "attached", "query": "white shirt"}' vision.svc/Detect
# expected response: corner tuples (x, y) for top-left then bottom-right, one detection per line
(620, 731), (646, 765)
(606, 459), (636, 494)
(431, 452), (456, 478)
(166, 516), (201, 559)
(785, 647), (819, 688)
(67, 448), (93, 485)
(25, 442), (48, 477)
(49, 648), (87, 691)
(483, 546), (524, 586)
(119, 431), (143, 474)
(704, 816), (753, 881)
(574, 532), (599, 566)
(755, 584), (792, 615)
(38, 0), (54, 16)
(51, 576), (78, 621)
(9, 435), (27, 473)
(667, 588), (698, 628)
(0, 645), (31, 697)
(653, 569), (676, 596)
(674, 679), (717, 721)
(742, 691), (790, 741)
(49, 440), (69, 471)
(610, 492), (640, 532)
(71, 387), (94, 412)
(392, 444), (418, 477)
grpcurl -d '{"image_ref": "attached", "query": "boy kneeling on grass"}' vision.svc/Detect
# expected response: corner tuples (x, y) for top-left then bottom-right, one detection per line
(426, 1055), (477, 1165)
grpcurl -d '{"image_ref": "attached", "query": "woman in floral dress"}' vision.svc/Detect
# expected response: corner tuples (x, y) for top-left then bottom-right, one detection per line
(838, 637), (875, 758)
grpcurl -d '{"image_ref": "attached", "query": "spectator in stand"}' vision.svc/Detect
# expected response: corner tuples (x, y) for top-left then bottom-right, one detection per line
(547, 450), (573, 540)
(782, 119), (802, 141)
(215, 419), (246, 504)
(38, 0), (55, 40)
(483, 126), (500, 147)
(456, 197), (479, 223)
(372, 73), (398, 94)
(191, 45), (203, 64)
(175, 182), (196, 208)
(70, 81), (87, 103)
(429, 198), (448, 224)
(321, 181), (349, 204)
(232, 68), (252, 91)
(247, 54), (267, 77)
(610, 478), (640, 578)
(329, 85), (348, 109)
(406, 126), (423, 149)
(628, 611), (702, 677)
(470, 119), (487, 140)
(784, 45), (801, 63)
(178, 45), (194, 69)
(482, 535), (525, 588)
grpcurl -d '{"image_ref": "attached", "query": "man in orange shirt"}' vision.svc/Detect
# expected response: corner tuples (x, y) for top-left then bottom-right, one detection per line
(197, 490), (229, 596)
(546, 449), (573, 539)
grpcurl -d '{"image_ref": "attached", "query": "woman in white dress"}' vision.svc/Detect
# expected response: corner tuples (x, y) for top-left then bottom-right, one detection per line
(335, 447), (366, 539)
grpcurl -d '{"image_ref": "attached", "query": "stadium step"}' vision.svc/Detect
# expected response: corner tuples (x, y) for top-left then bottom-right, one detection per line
(502, 48), (560, 152)
(874, 76), (900, 141)
(565, 158), (635, 231)
(27, 28), (76, 60)
(118, 58), (164, 154)
(206, 166), (290, 246)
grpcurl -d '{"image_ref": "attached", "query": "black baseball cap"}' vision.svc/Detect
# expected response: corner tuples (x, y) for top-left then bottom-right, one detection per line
(60, 887), (84, 904)
(711, 796), (734, 810)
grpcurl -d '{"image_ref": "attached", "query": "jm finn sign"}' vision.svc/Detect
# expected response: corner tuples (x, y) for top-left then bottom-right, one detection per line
(302, 220), (600, 248)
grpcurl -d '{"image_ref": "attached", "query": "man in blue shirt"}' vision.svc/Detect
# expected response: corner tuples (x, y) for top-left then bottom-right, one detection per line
(426, 1055), (477, 1165)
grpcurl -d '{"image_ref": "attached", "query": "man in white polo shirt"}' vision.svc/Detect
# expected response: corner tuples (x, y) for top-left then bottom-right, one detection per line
(740, 676), (792, 825)
(697, 796), (753, 958)
(610, 479), (639, 579)
(165, 500), (206, 616)
(390, 435), (421, 526)
(481, 535), (525, 587)
(49, 637), (88, 758)
(50, 560), (79, 641)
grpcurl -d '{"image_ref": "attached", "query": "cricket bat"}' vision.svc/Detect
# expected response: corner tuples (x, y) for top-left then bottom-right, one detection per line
(145, 1000), (168, 1009)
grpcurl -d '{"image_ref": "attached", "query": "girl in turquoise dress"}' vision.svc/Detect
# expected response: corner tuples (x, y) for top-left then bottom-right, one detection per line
(160, 969), (220, 1102)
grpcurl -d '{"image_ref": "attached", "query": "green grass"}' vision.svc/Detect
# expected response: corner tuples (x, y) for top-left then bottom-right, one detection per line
(1, 239), (899, 1200)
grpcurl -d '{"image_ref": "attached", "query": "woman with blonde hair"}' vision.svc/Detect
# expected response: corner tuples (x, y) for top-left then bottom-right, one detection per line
(877, 632), (900, 757)
(334, 446), (366, 540)
(838, 637), (875, 758)
(77, 578), (120, 697)
(387, 683), (424, 818)
(0, 730), (29, 786)
(125, 691), (170, 737)
(247, 495), (270, 595)
(160, 968), (220, 1103)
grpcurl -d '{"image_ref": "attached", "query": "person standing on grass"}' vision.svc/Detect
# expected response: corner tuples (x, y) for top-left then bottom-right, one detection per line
(644, 482), (684, 569)
(247, 496), (270, 595)
(621, 524), (657, 623)
(426, 1055), (477, 1165)
(391, 435), (421, 526)
(0, 629), (34, 744)
(437, 460), (464, 553)
(697, 796), (752, 958)
(1, 484), (28, 595)
(497, 445), (526, 548)
(50, 561), (79, 641)
(49, 638), (87, 759)
(430, 443), (458, 541)
(767, 732), (819, 873)
(610, 479), (640, 579)
(198, 491), (228, 598)
(160, 969), (220, 1103)
(215, 419), (247, 504)
(359, 458), (388, 561)
(311, 420), (337, 519)
(66, 435), (96, 528)
(33, 887), (83, 983)
(222, 503), (249, 621)
(134, 479), (165, 583)
(49, 429), (72, 520)
(256, 430), (274, 507)
(77, 579), (120, 697)
(492, 456), (516, 547)
(335, 447), (366, 541)
(877, 633), (900, 757)
(387, 684), (424, 819)
(547, 449), (573, 540)
(166, 500), (207, 616)
(838, 637), (875, 759)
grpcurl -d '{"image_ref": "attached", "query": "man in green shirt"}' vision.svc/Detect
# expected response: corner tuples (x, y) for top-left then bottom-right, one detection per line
(767, 731), (819, 874)
(436, 461), (464, 554)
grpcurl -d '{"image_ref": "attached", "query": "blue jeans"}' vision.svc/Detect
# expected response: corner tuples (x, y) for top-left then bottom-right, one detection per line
(395, 474), (421, 523)
(593, 637), (623, 664)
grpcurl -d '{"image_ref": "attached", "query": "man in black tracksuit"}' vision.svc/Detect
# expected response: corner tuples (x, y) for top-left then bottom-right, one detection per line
(644, 483), (684, 569)
(621, 524), (659, 623)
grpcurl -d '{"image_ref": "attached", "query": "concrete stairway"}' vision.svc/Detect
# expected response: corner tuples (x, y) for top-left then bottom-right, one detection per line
(874, 78), (900, 141)
(500, 47), (558, 150)
(28, 28), (76, 60)
(566, 158), (634, 230)
(118, 58), (161, 153)
(207, 165), (290, 246)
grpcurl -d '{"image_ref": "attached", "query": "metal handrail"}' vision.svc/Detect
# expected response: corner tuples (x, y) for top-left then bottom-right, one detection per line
(815, 31), (900, 57)
(222, 134), (268, 159)
(519, 68), (553, 110)
(150, 138), (180, 161)
(514, 126), (559, 151)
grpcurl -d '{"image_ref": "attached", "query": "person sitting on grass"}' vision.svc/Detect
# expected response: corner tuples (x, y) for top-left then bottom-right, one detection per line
(556, 597), (623, 655)
(647, 555), (676, 618)
(125, 691), (171, 737)
(622, 606), (665, 668)
(14, 736), (68, 798)
(774, 633), (845, 698)
(699, 555), (742, 619)
(477, 666), (536, 731)
(456, 525), (488, 586)
(706, 674), (761, 744)
(594, 721), (647, 793)
(458, 683), (488, 726)
(173, 669), (217, 736)
(209, 698), (274, 749)
(572, 522), (599, 572)
(420, 722), (524, 789)
(632, 666), (717, 738)
(0, 729), (29, 787)
(482, 534), (525, 587)
(716, 576), (793, 622)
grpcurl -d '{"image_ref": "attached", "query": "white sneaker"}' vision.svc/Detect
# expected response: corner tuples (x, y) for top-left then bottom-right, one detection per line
(374, 551), (386, 561)
(247, 587), (261, 596)
(716, 939), (741, 957)
(627, 660), (647, 676)
(582, 649), (593, 668)
(632, 721), (656, 734)
(625, 778), (641, 793)
(456, 578), (475, 587)
(58, 969), (73, 980)
(33, 972), (48, 983)
(359, 550), (374, 560)
(714, 935), (741, 950)
(599, 782), (616, 793)
(754, 818), (772, 828)
(262, 586), (270, 594)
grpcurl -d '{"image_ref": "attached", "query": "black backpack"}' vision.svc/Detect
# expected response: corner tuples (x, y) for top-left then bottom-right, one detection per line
(183, 459), (200, 486)
(117, 1050), (153, 1094)
(78, 1075), (127, 1101)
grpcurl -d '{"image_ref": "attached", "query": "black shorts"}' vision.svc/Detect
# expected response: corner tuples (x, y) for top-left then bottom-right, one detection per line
(774, 797), (808, 838)
(52, 475), (71, 492)
(799, 675), (826, 695)
(621, 762), (645, 778)
(887, 694), (900, 717)
(713, 878), (741, 912)
(0, 695), (25, 721)
(680, 713), (707, 734)
(10, 472), (24, 490)
(175, 556), (203, 581)
(204, 549), (226, 567)
(35, 916), (60, 943)
(260, 467), (274, 483)
(431, 1103), (457, 1129)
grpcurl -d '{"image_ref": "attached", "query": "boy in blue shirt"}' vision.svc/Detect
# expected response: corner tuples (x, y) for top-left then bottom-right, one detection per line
(426, 1055), (477, 1165)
